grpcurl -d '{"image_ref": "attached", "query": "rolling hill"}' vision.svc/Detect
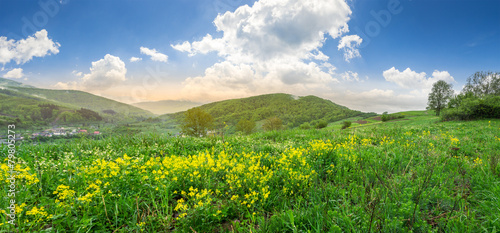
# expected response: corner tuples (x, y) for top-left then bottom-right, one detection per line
(164, 93), (372, 128)
(132, 100), (203, 115)
(0, 77), (154, 126)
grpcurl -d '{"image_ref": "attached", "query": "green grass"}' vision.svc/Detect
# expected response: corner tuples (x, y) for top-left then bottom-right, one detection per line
(1, 116), (500, 232)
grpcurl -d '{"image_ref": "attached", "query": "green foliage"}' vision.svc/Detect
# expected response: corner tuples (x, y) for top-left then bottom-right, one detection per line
(262, 117), (283, 131)
(2, 117), (499, 232)
(441, 95), (500, 121)
(236, 119), (256, 134)
(441, 71), (500, 121)
(299, 122), (312, 129)
(381, 112), (405, 122)
(462, 71), (500, 97)
(76, 108), (103, 121)
(315, 120), (328, 129)
(167, 93), (362, 129)
(341, 120), (351, 129)
(181, 107), (214, 136)
(428, 80), (454, 116)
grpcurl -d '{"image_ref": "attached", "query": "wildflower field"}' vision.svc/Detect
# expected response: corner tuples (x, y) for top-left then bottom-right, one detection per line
(1, 117), (500, 232)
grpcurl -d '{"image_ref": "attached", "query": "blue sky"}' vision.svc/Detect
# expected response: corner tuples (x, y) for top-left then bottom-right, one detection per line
(0, 0), (499, 113)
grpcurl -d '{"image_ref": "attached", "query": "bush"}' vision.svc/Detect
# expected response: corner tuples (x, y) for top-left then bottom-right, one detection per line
(381, 113), (405, 122)
(299, 122), (311, 129)
(315, 120), (328, 129)
(262, 117), (283, 131)
(441, 95), (500, 121)
(341, 121), (351, 130)
(236, 119), (256, 135)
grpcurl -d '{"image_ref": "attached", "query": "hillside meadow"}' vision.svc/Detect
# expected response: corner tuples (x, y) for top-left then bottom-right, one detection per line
(1, 112), (500, 232)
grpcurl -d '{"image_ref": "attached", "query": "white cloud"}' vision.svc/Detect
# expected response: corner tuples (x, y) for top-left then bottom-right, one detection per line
(0, 29), (60, 65)
(72, 70), (82, 77)
(129, 57), (142, 62)
(383, 67), (455, 90)
(171, 41), (193, 55)
(4, 68), (24, 79)
(172, 0), (353, 101)
(338, 35), (362, 62)
(56, 54), (127, 92)
(140, 47), (168, 62)
(340, 71), (359, 82)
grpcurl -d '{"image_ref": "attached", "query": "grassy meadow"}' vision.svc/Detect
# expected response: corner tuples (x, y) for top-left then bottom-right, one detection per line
(1, 112), (500, 232)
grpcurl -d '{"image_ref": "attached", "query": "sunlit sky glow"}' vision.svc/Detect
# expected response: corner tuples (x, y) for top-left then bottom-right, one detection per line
(1, 0), (499, 113)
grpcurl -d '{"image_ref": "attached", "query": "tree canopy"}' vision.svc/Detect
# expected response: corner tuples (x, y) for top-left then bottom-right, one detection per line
(181, 107), (214, 137)
(428, 80), (454, 116)
(462, 71), (500, 97)
(236, 119), (256, 135)
(262, 117), (283, 131)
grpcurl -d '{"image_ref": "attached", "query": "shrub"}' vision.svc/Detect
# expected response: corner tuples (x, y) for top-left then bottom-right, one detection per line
(441, 95), (500, 121)
(315, 120), (328, 129)
(236, 119), (256, 135)
(341, 121), (351, 130)
(299, 122), (311, 129)
(262, 117), (283, 131)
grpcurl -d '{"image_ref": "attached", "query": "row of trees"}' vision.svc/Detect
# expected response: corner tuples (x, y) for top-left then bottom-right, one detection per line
(427, 71), (500, 120)
(180, 107), (289, 137)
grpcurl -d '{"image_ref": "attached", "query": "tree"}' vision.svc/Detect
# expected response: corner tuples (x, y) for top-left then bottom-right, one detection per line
(315, 120), (328, 129)
(181, 108), (214, 137)
(462, 71), (500, 97)
(236, 119), (256, 135)
(427, 80), (454, 116)
(341, 121), (351, 130)
(262, 117), (282, 131)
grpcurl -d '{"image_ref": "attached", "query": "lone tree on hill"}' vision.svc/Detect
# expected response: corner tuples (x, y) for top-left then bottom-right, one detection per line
(427, 80), (454, 116)
(462, 71), (500, 97)
(236, 119), (256, 135)
(262, 117), (282, 131)
(181, 107), (214, 137)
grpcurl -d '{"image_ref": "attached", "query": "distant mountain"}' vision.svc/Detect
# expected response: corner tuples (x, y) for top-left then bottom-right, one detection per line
(0, 77), (35, 88)
(0, 77), (154, 126)
(133, 100), (203, 115)
(164, 93), (365, 128)
(10, 87), (154, 118)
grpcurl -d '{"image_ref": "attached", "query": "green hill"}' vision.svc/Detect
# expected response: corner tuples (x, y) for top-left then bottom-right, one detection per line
(0, 77), (35, 88)
(132, 100), (203, 115)
(164, 93), (370, 128)
(0, 77), (154, 127)
(9, 87), (154, 118)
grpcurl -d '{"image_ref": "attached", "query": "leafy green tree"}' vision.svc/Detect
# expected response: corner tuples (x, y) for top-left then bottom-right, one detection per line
(236, 119), (256, 135)
(462, 71), (500, 97)
(262, 117), (282, 131)
(341, 121), (351, 129)
(299, 122), (311, 129)
(181, 108), (214, 137)
(427, 80), (454, 116)
(315, 120), (328, 129)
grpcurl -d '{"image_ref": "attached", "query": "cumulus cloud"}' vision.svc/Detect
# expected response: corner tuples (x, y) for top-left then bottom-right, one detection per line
(56, 54), (127, 92)
(383, 67), (455, 90)
(129, 57), (142, 62)
(4, 68), (24, 79)
(171, 41), (193, 56)
(72, 70), (82, 77)
(0, 29), (60, 65)
(172, 0), (353, 101)
(338, 35), (362, 62)
(140, 47), (168, 62)
(340, 71), (359, 82)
